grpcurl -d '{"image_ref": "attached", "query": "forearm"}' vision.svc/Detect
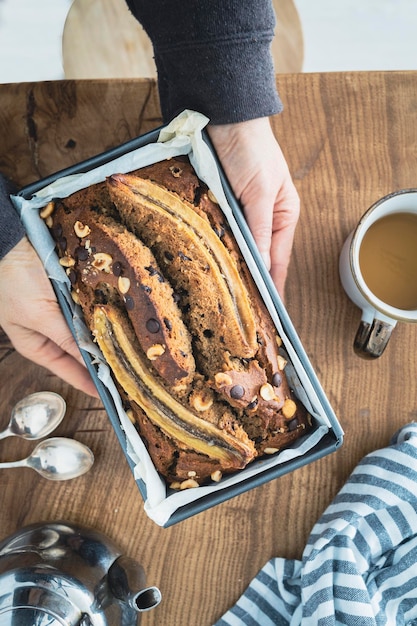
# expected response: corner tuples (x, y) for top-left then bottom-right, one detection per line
(125, 0), (282, 124)
(0, 175), (25, 259)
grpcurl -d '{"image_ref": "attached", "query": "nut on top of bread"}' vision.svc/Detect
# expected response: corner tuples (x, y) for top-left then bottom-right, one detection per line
(42, 157), (311, 487)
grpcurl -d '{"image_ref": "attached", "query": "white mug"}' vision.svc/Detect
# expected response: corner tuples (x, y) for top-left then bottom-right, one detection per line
(339, 189), (417, 359)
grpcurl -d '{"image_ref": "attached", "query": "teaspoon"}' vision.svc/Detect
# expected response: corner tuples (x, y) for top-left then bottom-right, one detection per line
(0, 391), (66, 440)
(0, 437), (94, 480)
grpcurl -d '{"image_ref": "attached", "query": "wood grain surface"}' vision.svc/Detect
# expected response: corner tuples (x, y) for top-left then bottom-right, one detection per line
(0, 72), (417, 625)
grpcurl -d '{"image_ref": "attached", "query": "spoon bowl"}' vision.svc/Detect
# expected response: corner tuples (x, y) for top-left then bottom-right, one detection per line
(0, 437), (94, 480)
(0, 391), (66, 440)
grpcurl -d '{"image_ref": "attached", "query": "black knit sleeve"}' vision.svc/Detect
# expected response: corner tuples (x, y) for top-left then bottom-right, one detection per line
(0, 175), (25, 260)
(125, 0), (282, 124)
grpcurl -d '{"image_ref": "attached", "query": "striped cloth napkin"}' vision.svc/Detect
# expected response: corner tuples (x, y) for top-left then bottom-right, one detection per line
(215, 423), (417, 626)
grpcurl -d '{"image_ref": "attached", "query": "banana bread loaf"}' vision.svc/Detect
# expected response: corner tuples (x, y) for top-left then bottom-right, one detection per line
(42, 156), (311, 487)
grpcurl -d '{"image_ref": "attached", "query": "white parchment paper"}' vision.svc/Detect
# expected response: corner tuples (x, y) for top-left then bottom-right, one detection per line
(12, 110), (333, 526)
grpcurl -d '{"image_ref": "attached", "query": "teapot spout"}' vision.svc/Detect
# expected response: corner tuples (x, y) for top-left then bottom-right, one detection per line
(107, 555), (162, 612)
(134, 586), (163, 612)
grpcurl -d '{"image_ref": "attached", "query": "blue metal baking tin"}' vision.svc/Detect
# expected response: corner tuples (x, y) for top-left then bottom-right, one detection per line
(18, 123), (343, 527)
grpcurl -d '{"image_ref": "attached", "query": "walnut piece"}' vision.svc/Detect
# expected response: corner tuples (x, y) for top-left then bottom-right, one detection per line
(92, 252), (113, 272)
(40, 201), (55, 219)
(146, 344), (166, 360)
(74, 220), (91, 238)
(118, 276), (131, 294)
(282, 398), (297, 419)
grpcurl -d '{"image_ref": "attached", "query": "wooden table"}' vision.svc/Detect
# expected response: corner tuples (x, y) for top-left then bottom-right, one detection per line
(1, 72), (417, 625)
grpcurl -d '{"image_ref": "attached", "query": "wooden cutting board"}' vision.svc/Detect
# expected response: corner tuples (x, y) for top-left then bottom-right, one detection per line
(62, 0), (304, 79)
(63, 0), (157, 78)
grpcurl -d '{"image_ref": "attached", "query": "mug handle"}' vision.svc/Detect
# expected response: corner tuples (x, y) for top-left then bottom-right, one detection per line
(354, 318), (394, 359)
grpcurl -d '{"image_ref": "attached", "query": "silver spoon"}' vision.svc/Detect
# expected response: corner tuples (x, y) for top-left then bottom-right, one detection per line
(0, 391), (66, 440)
(0, 437), (94, 480)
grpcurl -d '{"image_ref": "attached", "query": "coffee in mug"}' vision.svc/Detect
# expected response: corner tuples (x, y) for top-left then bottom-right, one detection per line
(339, 189), (417, 359)
(359, 211), (417, 310)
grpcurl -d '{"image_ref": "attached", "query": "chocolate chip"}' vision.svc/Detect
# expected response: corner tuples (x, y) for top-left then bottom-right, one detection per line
(51, 223), (63, 239)
(203, 329), (213, 338)
(288, 418), (299, 431)
(247, 398), (258, 410)
(164, 318), (172, 331)
(178, 251), (192, 261)
(230, 385), (245, 400)
(145, 265), (164, 282)
(272, 372), (282, 387)
(146, 318), (160, 333)
(57, 237), (67, 253)
(124, 295), (135, 310)
(68, 269), (77, 285)
(60, 200), (71, 215)
(112, 261), (123, 276)
(164, 251), (174, 261)
(74, 245), (88, 261)
(141, 285), (152, 294)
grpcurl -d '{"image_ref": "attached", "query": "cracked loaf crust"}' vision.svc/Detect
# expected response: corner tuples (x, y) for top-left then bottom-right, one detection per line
(42, 156), (312, 487)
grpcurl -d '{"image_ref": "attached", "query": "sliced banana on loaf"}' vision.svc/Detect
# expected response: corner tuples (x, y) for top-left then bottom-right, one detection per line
(43, 157), (311, 486)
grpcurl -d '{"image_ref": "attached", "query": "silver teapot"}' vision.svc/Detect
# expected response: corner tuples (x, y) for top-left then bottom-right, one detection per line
(0, 521), (161, 625)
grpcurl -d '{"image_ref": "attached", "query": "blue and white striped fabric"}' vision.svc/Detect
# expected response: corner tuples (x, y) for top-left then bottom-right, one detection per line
(215, 423), (417, 626)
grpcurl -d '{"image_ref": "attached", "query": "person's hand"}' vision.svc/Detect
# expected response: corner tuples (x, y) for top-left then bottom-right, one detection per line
(0, 237), (98, 397)
(0, 118), (296, 396)
(208, 117), (300, 297)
